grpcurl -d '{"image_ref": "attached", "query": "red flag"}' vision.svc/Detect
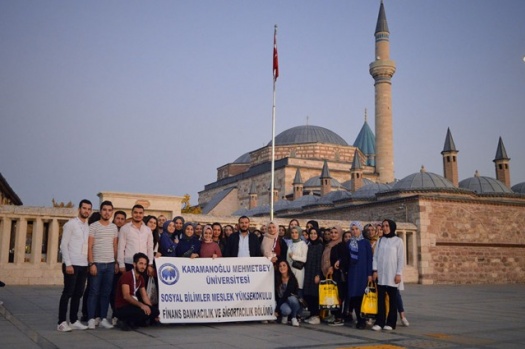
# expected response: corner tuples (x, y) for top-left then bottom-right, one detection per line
(273, 27), (279, 81)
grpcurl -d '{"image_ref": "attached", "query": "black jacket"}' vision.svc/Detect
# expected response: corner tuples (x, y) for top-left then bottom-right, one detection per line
(224, 231), (262, 257)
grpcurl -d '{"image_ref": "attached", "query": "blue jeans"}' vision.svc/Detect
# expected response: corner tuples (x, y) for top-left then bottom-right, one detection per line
(280, 295), (302, 318)
(88, 262), (115, 320)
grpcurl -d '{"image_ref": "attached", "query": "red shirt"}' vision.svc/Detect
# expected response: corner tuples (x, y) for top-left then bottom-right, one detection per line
(115, 270), (144, 309)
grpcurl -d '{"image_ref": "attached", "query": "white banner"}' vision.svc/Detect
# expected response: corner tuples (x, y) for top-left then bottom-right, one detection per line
(156, 257), (276, 323)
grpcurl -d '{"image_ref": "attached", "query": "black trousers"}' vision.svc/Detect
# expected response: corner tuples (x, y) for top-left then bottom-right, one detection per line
(114, 304), (159, 325)
(376, 285), (398, 329)
(58, 264), (87, 324)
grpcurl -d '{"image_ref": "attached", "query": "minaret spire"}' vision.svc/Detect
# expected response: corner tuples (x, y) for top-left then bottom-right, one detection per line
(370, 0), (396, 183)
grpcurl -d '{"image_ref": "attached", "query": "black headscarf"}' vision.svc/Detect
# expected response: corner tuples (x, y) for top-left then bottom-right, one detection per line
(383, 219), (397, 238)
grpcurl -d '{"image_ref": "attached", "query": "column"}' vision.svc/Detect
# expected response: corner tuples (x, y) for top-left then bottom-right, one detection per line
(0, 217), (12, 264)
(31, 218), (44, 264)
(14, 217), (27, 265)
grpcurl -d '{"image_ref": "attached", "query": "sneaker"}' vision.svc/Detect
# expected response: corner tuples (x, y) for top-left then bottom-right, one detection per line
(281, 317), (288, 324)
(372, 324), (382, 331)
(328, 319), (344, 327)
(383, 325), (393, 331)
(112, 317), (118, 326)
(87, 318), (96, 330)
(70, 320), (88, 330)
(401, 317), (410, 327)
(95, 317), (101, 326)
(291, 318), (299, 327)
(323, 314), (335, 323)
(99, 318), (114, 329)
(307, 316), (320, 325)
(57, 321), (72, 332)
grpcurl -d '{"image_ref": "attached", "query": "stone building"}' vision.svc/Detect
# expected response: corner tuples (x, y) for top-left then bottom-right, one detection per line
(0, 172), (22, 206)
(197, 1), (525, 284)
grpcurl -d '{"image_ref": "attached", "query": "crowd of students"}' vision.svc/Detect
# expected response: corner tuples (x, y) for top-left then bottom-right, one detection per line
(57, 199), (408, 332)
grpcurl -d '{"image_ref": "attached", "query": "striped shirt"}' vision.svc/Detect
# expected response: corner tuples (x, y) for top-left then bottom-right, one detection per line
(89, 221), (118, 263)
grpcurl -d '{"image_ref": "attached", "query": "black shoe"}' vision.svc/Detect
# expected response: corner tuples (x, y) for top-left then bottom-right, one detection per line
(117, 320), (130, 331)
(0, 281), (5, 287)
(356, 322), (367, 330)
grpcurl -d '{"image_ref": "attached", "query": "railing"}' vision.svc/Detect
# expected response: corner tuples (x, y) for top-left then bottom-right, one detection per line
(0, 206), (420, 285)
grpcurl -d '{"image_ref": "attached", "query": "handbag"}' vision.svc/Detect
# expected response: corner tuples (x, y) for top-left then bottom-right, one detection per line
(360, 281), (378, 318)
(319, 277), (340, 310)
(291, 260), (304, 270)
(146, 278), (158, 305)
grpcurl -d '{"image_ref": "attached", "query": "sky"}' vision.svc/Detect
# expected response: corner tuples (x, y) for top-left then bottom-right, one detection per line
(1, 0), (524, 208)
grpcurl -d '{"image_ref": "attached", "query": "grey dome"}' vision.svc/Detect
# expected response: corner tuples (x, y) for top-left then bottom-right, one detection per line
(317, 190), (352, 205)
(511, 182), (525, 194)
(288, 194), (319, 209)
(459, 171), (513, 194)
(354, 182), (393, 199)
(269, 125), (348, 146)
(233, 152), (250, 163)
(393, 166), (455, 190)
(304, 176), (344, 189)
(342, 178), (375, 191)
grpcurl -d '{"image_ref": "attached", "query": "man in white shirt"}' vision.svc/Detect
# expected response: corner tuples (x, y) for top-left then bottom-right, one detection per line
(57, 199), (92, 332)
(117, 205), (154, 276)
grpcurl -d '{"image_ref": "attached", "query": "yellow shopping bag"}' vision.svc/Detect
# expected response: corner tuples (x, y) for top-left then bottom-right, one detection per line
(360, 281), (378, 318)
(319, 278), (340, 310)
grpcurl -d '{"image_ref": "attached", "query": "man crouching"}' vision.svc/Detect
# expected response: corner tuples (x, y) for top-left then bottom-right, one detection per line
(114, 252), (159, 330)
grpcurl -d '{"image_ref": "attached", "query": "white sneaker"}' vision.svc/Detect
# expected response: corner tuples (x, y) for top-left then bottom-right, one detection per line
(401, 317), (410, 327)
(95, 317), (101, 326)
(281, 317), (288, 324)
(87, 319), (96, 330)
(291, 318), (299, 327)
(307, 316), (320, 325)
(57, 321), (72, 332)
(69, 320), (88, 330)
(372, 324), (382, 331)
(383, 325), (393, 331)
(99, 318), (114, 329)
(112, 317), (118, 326)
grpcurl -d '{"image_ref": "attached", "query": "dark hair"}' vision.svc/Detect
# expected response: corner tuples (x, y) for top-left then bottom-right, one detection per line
(88, 212), (101, 225)
(275, 259), (297, 288)
(143, 215), (159, 247)
(114, 210), (127, 219)
(133, 252), (149, 265)
(132, 204), (144, 212)
(238, 215), (250, 223)
(211, 222), (224, 239)
(79, 199), (92, 208)
(100, 200), (113, 211)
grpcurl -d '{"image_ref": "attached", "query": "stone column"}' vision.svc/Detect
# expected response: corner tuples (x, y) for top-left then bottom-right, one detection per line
(31, 218), (44, 264)
(0, 217), (12, 264)
(47, 219), (60, 266)
(14, 217), (27, 265)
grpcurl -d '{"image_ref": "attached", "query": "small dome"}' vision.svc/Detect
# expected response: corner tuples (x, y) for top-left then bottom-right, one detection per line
(342, 178), (375, 190)
(317, 190), (352, 205)
(511, 182), (525, 194)
(304, 176), (344, 189)
(459, 171), (513, 194)
(269, 125), (348, 146)
(354, 182), (393, 199)
(233, 152), (250, 164)
(393, 166), (455, 190)
(288, 194), (319, 209)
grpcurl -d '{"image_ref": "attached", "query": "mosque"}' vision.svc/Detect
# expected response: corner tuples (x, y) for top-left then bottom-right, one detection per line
(198, 2), (525, 283)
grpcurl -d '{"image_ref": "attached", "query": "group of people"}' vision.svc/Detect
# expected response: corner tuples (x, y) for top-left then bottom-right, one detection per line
(58, 199), (408, 332)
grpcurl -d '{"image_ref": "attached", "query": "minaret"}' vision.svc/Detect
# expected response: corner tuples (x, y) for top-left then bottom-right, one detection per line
(441, 128), (459, 187)
(370, 0), (396, 183)
(248, 181), (258, 209)
(320, 160), (332, 196)
(292, 168), (304, 200)
(493, 137), (511, 187)
(350, 149), (364, 192)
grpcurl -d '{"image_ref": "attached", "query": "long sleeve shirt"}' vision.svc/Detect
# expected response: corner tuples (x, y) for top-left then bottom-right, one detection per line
(60, 217), (89, 267)
(373, 236), (404, 288)
(117, 222), (154, 266)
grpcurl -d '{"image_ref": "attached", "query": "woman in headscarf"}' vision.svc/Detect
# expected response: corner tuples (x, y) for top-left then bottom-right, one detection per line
(303, 227), (324, 325)
(172, 216), (185, 242)
(261, 222), (287, 266)
(320, 226), (342, 324)
(175, 222), (201, 258)
(372, 219), (404, 331)
(346, 221), (373, 329)
(200, 225), (222, 258)
(327, 226), (349, 326)
(158, 220), (177, 257)
(287, 226), (308, 297)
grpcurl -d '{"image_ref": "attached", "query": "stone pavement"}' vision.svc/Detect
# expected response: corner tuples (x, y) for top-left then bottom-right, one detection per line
(0, 284), (524, 349)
